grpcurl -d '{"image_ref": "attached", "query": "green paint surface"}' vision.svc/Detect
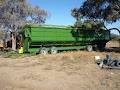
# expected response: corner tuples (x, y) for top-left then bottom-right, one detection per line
(20, 25), (111, 53)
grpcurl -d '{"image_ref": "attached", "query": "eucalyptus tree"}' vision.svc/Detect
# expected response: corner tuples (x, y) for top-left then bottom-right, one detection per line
(72, 0), (120, 47)
(72, 0), (120, 23)
(0, 0), (48, 50)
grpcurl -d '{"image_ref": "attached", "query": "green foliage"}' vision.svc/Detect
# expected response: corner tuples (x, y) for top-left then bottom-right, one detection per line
(72, 0), (120, 23)
(74, 20), (105, 30)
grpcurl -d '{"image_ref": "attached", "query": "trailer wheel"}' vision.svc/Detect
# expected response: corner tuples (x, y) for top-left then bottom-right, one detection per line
(40, 47), (48, 55)
(117, 61), (120, 67)
(87, 45), (93, 52)
(50, 47), (58, 54)
(97, 43), (106, 51)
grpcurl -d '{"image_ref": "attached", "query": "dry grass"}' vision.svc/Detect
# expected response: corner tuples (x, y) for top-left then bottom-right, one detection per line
(0, 50), (120, 90)
(0, 41), (120, 90)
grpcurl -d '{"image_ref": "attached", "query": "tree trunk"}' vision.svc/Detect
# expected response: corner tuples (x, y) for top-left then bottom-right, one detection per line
(119, 39), (120, 47)
(12, 32), (16, 51)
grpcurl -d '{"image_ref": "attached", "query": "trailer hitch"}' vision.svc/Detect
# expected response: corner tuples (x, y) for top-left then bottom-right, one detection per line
(95, 54), (120, 69)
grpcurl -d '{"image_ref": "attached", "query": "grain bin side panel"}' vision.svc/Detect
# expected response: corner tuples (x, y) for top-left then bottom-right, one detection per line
(20, 26), (111, 53)
(29, 27), (110, 46)
(30, 27), (76, 42)
(29, 27), (86, 47)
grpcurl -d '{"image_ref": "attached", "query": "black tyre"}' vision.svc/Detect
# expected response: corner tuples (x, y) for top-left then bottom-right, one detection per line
(97, 43), (106, 51)
(117, 61), (120, 67)
(87, 45), (93, 52)
(40, 47), (48, 55)
(50, 47), (58, 54)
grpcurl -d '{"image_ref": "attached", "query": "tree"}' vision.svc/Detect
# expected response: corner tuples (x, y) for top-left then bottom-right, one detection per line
(0, 0), (48, 50)
(73, 0), (120, 23)
(71, 8), (105, 30)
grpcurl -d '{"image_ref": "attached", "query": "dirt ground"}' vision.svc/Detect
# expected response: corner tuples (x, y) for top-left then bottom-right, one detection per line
(0, 41), (120, 90)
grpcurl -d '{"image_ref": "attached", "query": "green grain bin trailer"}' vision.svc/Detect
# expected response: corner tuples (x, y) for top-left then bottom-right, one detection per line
(19, 24), (111, 54)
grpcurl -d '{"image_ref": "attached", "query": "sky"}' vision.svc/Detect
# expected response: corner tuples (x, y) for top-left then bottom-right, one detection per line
(29, 0), (83, 25)
(29, 0), (120, 34)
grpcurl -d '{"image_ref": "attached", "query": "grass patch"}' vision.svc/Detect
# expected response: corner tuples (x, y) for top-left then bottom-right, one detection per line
(0, 51), (36, 58)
